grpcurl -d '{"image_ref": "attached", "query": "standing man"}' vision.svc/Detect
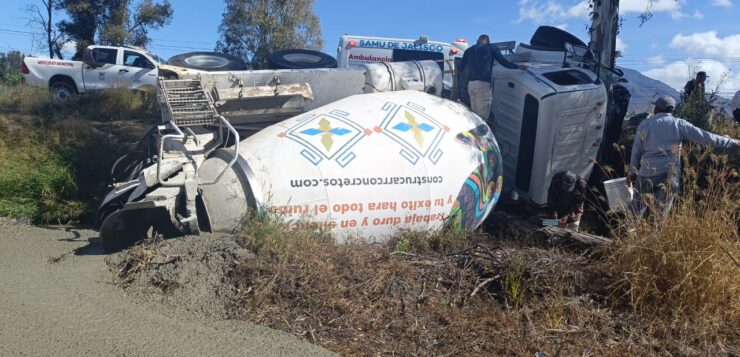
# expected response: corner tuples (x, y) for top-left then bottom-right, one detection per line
(547, 171), (588, 231)
(458, 34), (524, 120)
(629, 95), (739, 221)
(732, 90), (740, 124)
(683, 71), (708, 102)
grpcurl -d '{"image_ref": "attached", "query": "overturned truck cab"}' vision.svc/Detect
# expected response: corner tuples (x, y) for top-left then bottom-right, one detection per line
(98, 62), (503, 252)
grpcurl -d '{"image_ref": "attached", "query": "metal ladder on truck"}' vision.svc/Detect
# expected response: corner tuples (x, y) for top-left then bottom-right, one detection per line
(157, 78), (239, 186)
(154, 78), (240, 234)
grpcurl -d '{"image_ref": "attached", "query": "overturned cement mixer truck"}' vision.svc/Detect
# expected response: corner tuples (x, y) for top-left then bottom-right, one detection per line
(98, 26), (629, 252)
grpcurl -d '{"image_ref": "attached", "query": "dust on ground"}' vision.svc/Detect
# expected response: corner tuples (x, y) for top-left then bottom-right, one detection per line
(0, 218), (333, 356)
(106, 233), (253, 319)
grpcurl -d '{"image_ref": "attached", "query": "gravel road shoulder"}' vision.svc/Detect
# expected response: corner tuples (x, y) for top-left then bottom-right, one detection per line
(0, 220), (332, 356)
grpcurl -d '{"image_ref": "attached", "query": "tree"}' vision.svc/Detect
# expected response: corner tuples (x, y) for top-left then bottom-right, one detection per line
(57, 0), (102, 59)
(98, 0), (174, 47)
(216, 0), (323, 69)
(0, 51), (24, 85)
(57, 0), (173, 59)
(588, 0), (620, 68)
(26, 0), (65, 59)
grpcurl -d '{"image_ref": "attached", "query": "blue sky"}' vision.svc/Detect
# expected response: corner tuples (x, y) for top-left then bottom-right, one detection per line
(1, 0), (738, 95)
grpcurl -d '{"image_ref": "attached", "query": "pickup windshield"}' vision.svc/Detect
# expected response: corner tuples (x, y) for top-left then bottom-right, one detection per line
(148, 53), (163, 64)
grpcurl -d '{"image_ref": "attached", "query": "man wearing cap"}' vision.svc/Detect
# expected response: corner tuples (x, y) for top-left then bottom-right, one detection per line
(629, 95), (739, 220)
(547, 171), (588, 230)
(459, 34), (525, 120)
(683, 71), (708, 102)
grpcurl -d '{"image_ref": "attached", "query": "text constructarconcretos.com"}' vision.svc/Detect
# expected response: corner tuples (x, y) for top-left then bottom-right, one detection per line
(290, 176), (444, 188)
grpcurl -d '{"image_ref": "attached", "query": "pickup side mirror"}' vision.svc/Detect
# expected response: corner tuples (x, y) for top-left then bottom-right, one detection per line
(82, 49), (102, 69)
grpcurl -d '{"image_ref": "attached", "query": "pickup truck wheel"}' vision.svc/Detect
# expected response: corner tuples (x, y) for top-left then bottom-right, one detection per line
(268, 49), (337, 69)
(167, 52), (247, 71)
(50, 81), (77, 101)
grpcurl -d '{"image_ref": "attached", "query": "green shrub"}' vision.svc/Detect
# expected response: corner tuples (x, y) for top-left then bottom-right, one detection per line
(0, 122), (83, 223)
(0, 113), (144, 223)
(94, 87), (159, 121)
(0, 85), (55, 119)
(0, 84), (160, 122)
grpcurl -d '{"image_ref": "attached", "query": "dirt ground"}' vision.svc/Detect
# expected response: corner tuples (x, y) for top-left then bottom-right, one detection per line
(0, 219), (333, 356)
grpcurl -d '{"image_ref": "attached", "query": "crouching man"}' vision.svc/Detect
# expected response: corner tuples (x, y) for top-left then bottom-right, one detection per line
(547, 171), (587, 230)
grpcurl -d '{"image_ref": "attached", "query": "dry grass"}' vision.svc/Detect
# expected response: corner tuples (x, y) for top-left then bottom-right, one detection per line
(0, 84), (159, 122)
(230, 213), (639, 355)
(227, 144), (740, 355)
(607, 146), (740, 353)
(113, 236), (166, 282)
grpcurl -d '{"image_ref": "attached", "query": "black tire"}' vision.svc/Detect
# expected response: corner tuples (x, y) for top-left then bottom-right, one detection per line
(167, 52), (247, 71)
(530, 26), (587, 50)
(267, 49), (337, 70)
(100, 208), (178, 253)
(49, 80), (77, 101)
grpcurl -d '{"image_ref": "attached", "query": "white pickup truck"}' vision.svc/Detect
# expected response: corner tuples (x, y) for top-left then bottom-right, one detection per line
(21, 45), (162, 100)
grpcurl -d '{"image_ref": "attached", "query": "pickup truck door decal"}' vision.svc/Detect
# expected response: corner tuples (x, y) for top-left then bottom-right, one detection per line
(82, 47), (118, 91)
(119, 51), (158, 90)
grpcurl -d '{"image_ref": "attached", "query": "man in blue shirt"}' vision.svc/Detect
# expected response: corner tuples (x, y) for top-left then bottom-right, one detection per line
(629, 95), (739, 220)
(459, 34), (524, 120)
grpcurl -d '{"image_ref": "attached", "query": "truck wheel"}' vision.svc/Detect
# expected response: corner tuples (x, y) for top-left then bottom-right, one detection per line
(267, 49), (337, 69)
(50, 81), (77, 101)
(167, 52), (247, 71)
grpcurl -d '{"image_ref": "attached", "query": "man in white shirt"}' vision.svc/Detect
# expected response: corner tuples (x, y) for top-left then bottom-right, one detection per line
(629, 95), (739, 221)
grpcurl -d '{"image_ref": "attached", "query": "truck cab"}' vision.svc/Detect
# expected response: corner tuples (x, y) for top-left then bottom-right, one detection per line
(336, 35), (468, 97)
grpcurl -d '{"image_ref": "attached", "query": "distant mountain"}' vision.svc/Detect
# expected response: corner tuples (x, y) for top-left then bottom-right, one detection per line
(618, 67), (733, 115)
(618, 67), (680, 114)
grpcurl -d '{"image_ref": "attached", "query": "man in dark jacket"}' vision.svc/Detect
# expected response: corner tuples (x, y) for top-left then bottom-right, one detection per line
(683, 71), (707, 102)
(547, 171), (587, 230)
(458, 34), (524, 120)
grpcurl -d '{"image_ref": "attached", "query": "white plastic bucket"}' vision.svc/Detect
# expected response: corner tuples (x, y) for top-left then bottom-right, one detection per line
(603, 177), (633, 213)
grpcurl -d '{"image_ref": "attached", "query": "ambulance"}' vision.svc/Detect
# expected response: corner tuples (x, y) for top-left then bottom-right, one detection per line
(336, 35), (469, 96)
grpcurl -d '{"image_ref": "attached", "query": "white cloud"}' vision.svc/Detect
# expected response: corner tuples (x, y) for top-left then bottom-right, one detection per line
(711, 0), (733, 7)
(515, 0), (590, 23)
(619, 0), (680, 13)
(61, 41), (76, 56)
(690, 10), (704, 20)
(616, 37), (628, 52)
(671, 10), (703, 21)
(647, 54), (666, 65)
(516, 0), (701, 24)
(669, 31), (740, 58)
(555, 23), (569, 30)
(643, 59), (739, 93)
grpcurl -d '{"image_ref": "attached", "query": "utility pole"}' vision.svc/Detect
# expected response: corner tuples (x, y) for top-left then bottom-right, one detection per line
(588, 0), (620, 68)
